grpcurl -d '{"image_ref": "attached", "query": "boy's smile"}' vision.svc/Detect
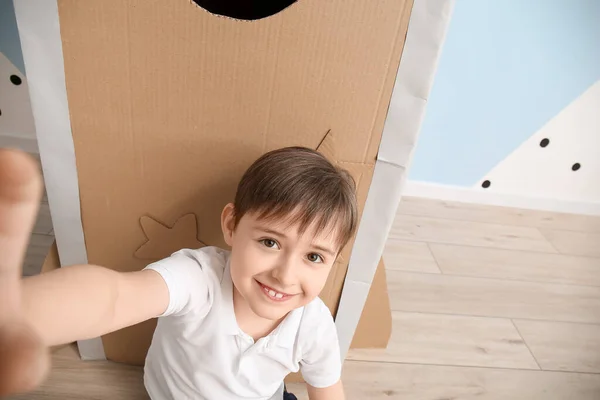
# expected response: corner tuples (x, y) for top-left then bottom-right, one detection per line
(255, 280), (297, 301)
(221, 203), (339, 331)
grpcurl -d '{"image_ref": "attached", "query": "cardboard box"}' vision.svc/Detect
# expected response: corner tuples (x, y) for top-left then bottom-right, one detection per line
(16, 0), (454, 368)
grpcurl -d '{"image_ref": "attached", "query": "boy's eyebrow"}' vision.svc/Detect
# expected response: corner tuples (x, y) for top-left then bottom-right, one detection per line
(255, 227), (288, 238)
(311, 244), (336, 257)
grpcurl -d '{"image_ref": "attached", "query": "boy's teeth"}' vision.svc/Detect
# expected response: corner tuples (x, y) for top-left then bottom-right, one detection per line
(264, 286), (285, 299)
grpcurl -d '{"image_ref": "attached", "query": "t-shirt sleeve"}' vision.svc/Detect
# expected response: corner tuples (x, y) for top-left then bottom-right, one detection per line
(143, 249), (212, 318)
(300, 304), (342, 388)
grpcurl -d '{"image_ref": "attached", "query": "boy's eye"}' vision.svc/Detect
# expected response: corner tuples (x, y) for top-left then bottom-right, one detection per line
(260, 239), (279, 249)
(307, 253), (324, 263)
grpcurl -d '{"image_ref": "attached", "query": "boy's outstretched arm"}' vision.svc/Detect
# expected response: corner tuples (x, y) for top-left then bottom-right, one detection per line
(0, 149), (169, 396)
(22, 264), (169, 347)
(307, 380), (346, 400)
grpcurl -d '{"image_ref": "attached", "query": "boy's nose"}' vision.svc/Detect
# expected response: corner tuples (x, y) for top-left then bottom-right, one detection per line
(271, 261), (296, 287)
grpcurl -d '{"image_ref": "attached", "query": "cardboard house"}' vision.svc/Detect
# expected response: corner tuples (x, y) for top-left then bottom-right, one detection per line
(14, 0), (453, 374)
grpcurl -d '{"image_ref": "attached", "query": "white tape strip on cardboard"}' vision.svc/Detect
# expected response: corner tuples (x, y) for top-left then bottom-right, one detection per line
(335, 0), (455, 359)
(13, 0), (106, 360)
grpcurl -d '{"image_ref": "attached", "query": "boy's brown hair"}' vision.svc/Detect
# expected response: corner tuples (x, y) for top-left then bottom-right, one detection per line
(233, 146), (358, 252)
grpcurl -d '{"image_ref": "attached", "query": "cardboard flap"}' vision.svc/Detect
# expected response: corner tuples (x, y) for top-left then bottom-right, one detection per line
(350, 258), (392, 349)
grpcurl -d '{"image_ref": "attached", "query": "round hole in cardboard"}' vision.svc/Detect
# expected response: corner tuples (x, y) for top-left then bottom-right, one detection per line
(191, 0), (297, 20)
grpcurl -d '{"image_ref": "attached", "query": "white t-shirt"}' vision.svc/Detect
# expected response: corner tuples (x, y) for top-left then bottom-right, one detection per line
(142, 246), (341, 400)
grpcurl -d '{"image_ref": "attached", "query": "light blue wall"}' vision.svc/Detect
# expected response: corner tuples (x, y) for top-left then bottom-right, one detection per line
(0, 0), (25, 74)
(409, 0), (600, 186)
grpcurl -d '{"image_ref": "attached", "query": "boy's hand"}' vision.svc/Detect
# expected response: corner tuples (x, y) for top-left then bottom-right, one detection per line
(0, 149), (49, 397)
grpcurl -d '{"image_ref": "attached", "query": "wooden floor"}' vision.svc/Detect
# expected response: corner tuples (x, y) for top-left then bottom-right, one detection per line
(22, 153), (54, 277)
(12, 196), (600, 399)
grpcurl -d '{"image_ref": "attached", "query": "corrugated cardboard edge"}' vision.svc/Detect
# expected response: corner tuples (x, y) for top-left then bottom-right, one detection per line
(13, 0), (106, 360)
(335, 0), (455, 359)
(350, 258), (391, 348)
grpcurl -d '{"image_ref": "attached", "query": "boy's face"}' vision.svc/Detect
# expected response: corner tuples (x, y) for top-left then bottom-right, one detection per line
(221, 203), (339, 321)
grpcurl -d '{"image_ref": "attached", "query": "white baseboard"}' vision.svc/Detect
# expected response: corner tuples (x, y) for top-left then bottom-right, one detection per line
(403, 180), (600, 216)
(0, 134), (39, 153)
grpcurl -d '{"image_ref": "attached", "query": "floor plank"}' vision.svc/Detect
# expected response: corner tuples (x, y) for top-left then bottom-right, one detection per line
(13, 347), (600, 400)
(23, 234), (55, 276)
(539, 229), (600, 258)
(398, 196), (600, 233)
(294, 361), (600, 400)
(430, 243), (600, 286)
(8, 346), (148, 400)
(513, 319), (600, 374)
(389, 214), (557, 253)
(382, 240), (441, 273)
(33, 202), (53, 235)
(347, 311), (539, 370)
(388, 271), (600, 324)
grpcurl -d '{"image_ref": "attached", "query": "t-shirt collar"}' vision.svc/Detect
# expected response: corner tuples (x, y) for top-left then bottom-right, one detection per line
(220, 260), (242, 336)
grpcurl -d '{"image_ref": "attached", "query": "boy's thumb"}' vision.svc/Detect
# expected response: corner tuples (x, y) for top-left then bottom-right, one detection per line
(0, 321), (50, 397)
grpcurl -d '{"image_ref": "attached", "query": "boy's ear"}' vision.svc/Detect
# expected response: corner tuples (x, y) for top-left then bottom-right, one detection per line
(221, 203), (236, 247)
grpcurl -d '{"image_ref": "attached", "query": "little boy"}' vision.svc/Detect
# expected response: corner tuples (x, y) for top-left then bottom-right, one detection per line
(0, 146), (357, 399)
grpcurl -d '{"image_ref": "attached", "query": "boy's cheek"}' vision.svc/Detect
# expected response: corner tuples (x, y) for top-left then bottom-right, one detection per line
(302, 270), (331, 298)
(231, 239), (256, 262)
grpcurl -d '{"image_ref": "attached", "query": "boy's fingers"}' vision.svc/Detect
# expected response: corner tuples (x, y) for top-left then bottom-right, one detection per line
(0, 322), (50, 397)
(0, 149), (42, 320)
(0, 150), (48, 397)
